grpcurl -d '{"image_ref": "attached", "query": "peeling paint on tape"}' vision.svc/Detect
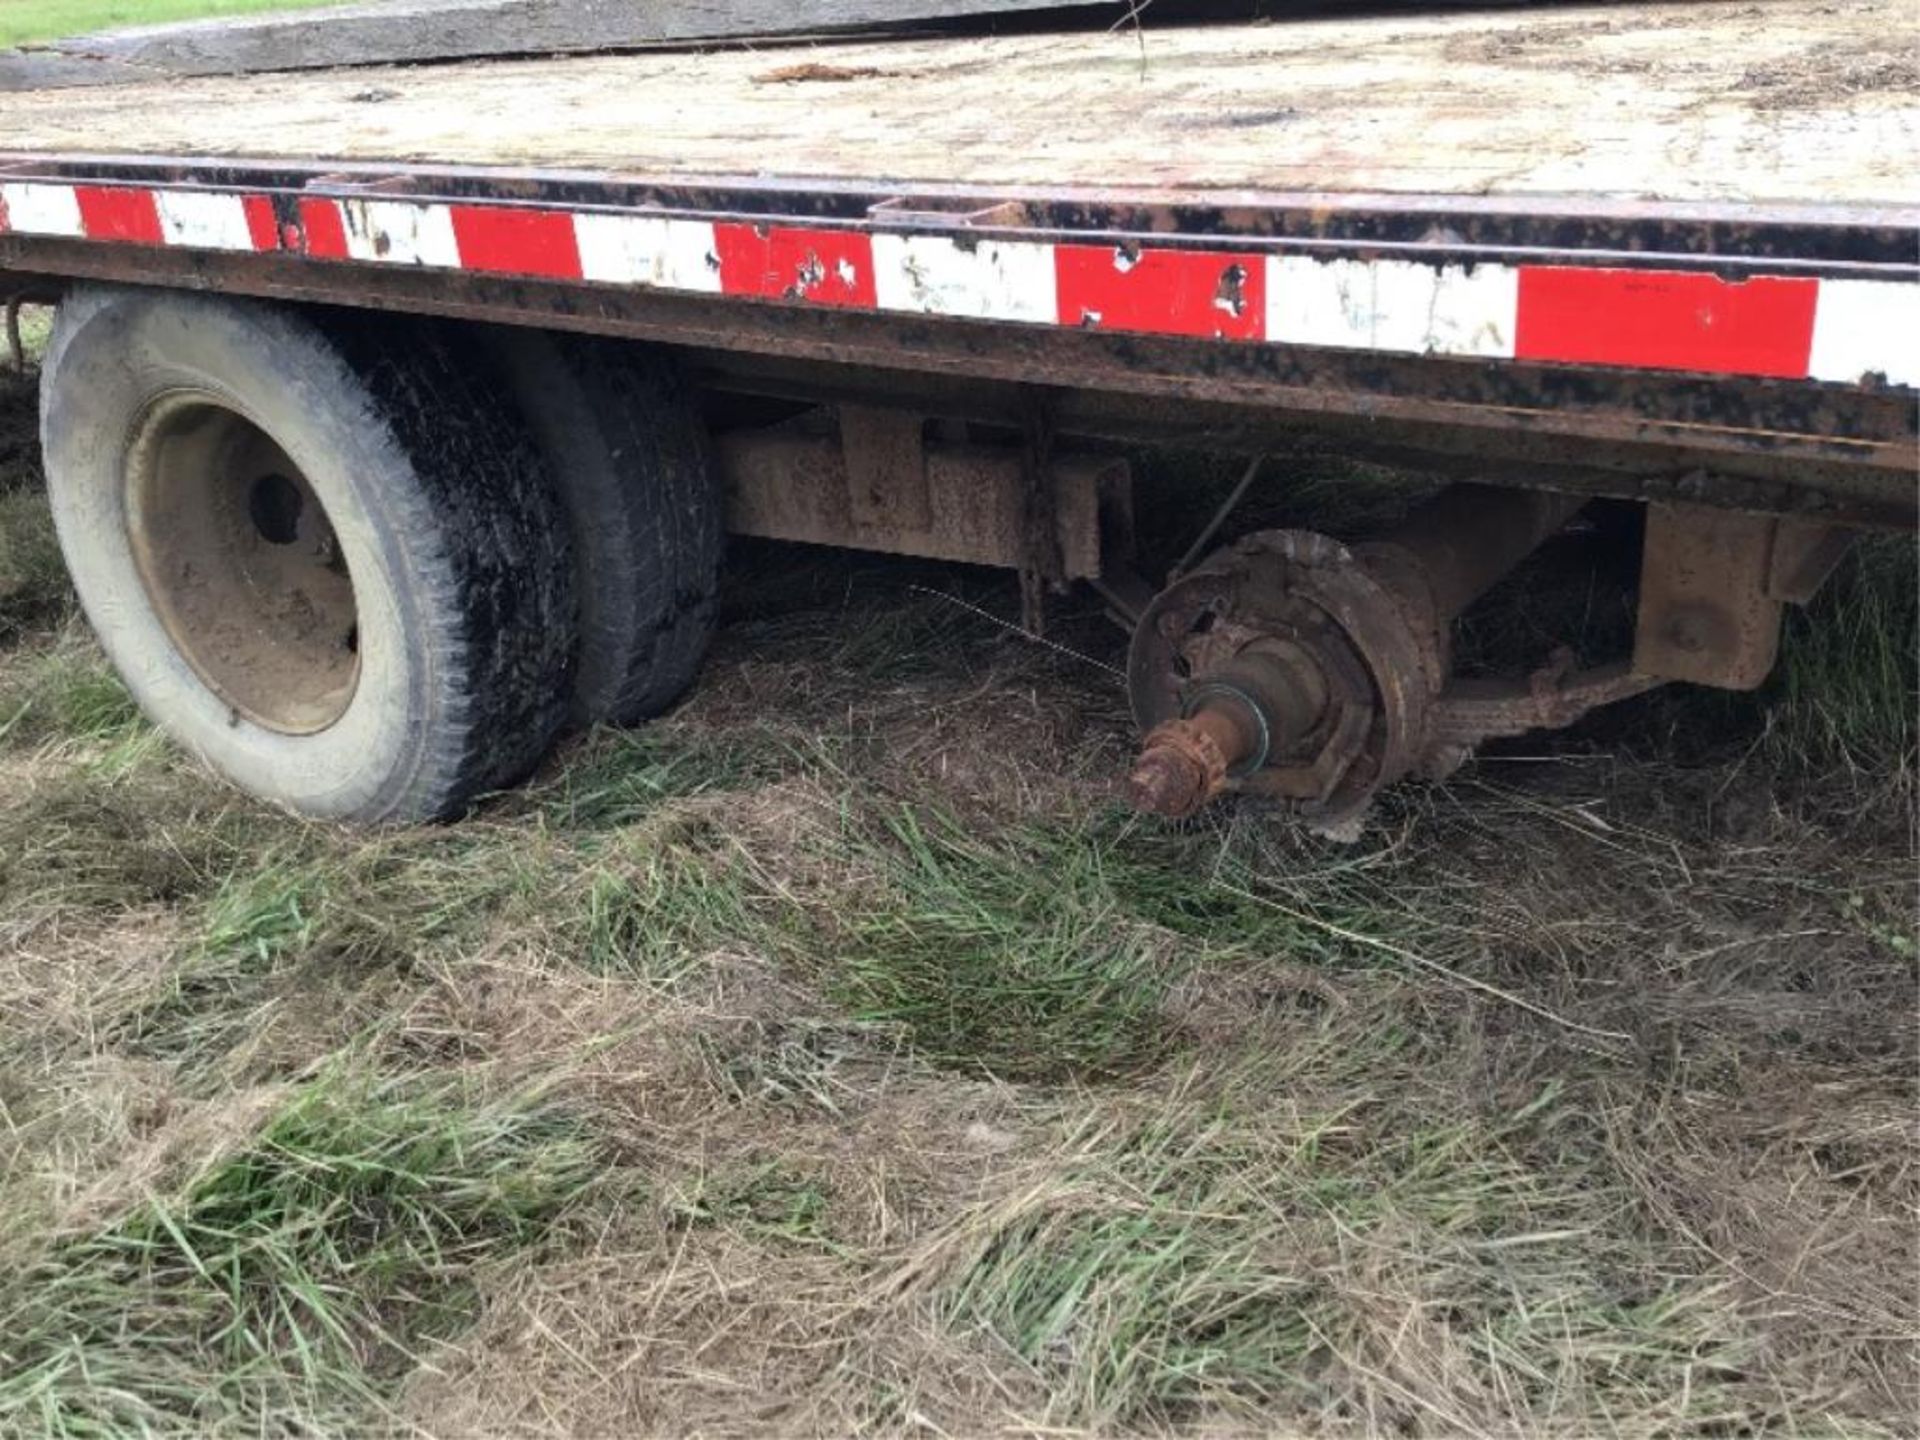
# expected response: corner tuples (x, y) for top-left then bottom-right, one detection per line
(1268, 256), (1517, 358)
(1, 178), (1909, 391)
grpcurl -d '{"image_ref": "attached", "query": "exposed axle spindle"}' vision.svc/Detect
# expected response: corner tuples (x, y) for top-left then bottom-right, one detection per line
(1126, 484), (1595, 829)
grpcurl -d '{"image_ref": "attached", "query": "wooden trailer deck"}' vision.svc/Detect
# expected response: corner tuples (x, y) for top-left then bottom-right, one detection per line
(0, 0), (1914, 206)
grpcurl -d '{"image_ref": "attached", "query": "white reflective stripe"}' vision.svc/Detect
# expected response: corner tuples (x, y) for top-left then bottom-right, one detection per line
(574, 213), (720, 292)
(13, 174), (1919, 397)
(155, 190), (255, 250)
(0, 182), (83, 237)
(1267, 255), (1518, 358)
(1807, 278), (1920, 388)
(339, 199), (460, 267)
(872, 232), (1058, 322)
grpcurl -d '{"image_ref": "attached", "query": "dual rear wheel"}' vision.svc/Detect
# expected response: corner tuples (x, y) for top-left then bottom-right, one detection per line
(38, 286), (721, 822)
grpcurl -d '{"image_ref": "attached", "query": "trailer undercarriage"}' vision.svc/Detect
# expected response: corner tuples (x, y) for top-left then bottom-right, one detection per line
(1, 0), (1912, 824)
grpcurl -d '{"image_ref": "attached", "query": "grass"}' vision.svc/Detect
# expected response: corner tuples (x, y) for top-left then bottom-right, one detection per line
(937, 1097), (1755, 1431)
(800, 806), (1191, 1080)
(0, 0), (343, 47)
(0, 1069), (599, 1435)
(1756, 536), (1918, 775)
(0, 356), (1915, 1436)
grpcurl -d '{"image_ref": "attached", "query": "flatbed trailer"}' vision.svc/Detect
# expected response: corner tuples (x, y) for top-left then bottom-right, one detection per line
(0, 0), (1913, 828)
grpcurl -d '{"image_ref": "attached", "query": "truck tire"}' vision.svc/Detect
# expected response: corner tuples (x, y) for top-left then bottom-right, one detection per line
(481, 329), (722, 727)
(38, 286), (575, 823)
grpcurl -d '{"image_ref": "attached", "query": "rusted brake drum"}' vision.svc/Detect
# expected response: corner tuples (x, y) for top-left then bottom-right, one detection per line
(1127, 529), (1446, 830)
(1127, 484), (1593, 830)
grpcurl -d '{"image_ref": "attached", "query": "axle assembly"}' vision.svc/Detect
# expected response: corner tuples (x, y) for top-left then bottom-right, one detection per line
(1127, 485), (1662, 832)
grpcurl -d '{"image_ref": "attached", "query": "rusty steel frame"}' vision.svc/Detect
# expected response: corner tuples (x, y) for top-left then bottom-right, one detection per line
(2, 153), (1915, 529)
(1634, 503), (1798, 691)
(686, 353), (1917, 529)
(716, 411), (1128, 577)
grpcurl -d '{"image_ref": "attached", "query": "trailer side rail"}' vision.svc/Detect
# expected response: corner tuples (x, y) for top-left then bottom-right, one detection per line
(4, 154), (1916, 523)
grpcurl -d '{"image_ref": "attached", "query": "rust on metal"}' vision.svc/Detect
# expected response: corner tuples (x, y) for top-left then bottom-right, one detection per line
(0, 145), (1913, 525)
(1129, 528), (1421, 828)
(1765, 516), (1858, 603)
(1432, 660), (1660, 751)
(685, 351), (1917, 529)
(1358, 484), (1591, 624)
(1128, 480), (1859, 827)
(839, 405), (930, 532)
(1127, 483), (1616, 830)
(1017, 387), (1064, 636)
(716, 409), (1127, 577)
(1634, 501), (1788, 690)
(1128, 712), (1240, 820)
(1130, 643), (1356, 819)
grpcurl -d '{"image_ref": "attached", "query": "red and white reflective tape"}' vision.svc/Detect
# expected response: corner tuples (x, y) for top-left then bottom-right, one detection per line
(3, 180), (1914, 387)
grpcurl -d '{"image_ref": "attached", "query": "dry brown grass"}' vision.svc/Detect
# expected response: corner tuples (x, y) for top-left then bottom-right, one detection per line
(0, 360), (1915, 1437)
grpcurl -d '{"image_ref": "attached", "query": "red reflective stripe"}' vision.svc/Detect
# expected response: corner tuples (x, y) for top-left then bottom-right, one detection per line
(1514, 266), (1819, 378)
(0, 190), (10, 235)
(712, 223), (877, 307)
(74, 186), (163, 245)
(17, 181), (1858, 387)
(242, 194), (282, 252)
(297, 198), (349, 259)
(1054, 244), (1264, 340)
(449, 205), (582, 279)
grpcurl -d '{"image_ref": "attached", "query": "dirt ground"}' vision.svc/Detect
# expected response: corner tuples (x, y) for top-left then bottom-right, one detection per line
(0, 340), (1915, 1437)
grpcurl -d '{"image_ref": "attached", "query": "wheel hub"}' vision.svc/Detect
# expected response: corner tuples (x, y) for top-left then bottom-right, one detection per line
(124, 391), (360, 735)
(1128, 529), (1439, 829)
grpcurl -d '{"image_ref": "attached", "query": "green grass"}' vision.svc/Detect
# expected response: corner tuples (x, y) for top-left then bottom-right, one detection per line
(1760, 534), (1917, 776)
(800, 807), (1190, 1081)
(941, 1096), (1754, 1430)
(535, 725), (799, 831)
(0, 1069), (599, 1435)
(0, 0), (343, 46)
(0, 639), (143, 751)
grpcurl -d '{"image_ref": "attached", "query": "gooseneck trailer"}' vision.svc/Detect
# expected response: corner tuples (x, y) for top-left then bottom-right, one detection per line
(0, 0), (1913, 828)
